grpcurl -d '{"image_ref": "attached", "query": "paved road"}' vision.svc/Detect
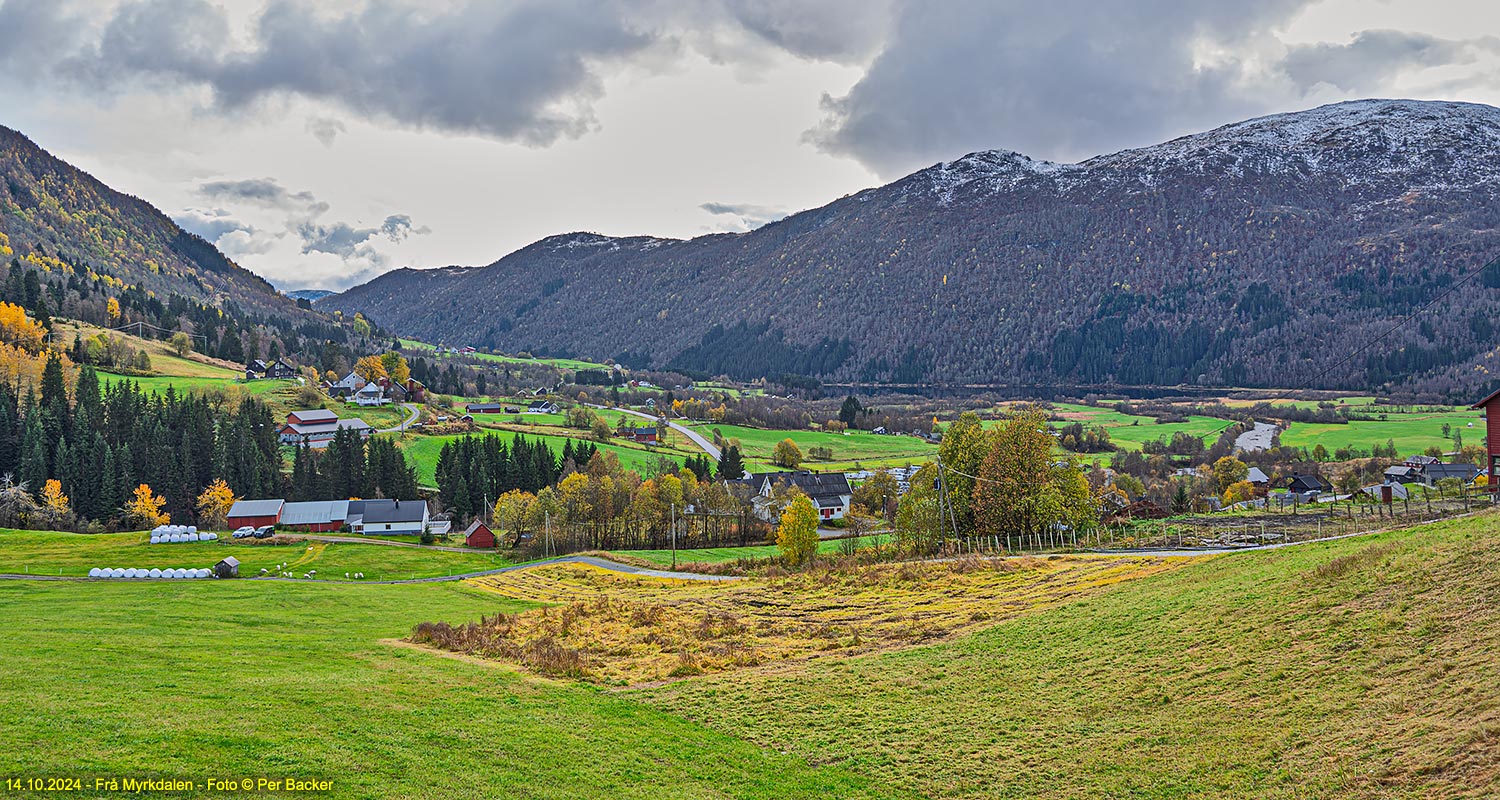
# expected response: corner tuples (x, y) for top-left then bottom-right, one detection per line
(378, 403), (421, 433)
(591, 404), (720, 459)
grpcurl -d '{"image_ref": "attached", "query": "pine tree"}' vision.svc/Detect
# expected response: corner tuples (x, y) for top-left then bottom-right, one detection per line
(18, 411), (46, 491)
(716, 444), (745, 480)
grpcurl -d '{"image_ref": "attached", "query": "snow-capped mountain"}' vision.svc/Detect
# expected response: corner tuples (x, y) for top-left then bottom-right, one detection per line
(323, 100), (1500, 396)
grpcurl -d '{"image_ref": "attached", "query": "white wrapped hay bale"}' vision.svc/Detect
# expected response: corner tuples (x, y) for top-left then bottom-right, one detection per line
(205, 532), (218, 541)
(149, 535), (160, 544)
(196, 567), (211, 578)
(88, 568), (102, 578)
(148, 568), (162, 578)
(187, 526), (197, 535)
(122, 568), (137, 579)
(186, 532), (199, 542)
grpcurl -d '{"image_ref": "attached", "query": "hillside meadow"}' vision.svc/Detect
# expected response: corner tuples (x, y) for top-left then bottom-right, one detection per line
(0, 578), (894, 799)
(0, 511), (1497, 797)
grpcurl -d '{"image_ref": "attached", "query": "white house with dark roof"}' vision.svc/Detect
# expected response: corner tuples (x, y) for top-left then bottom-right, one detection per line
(755, 471), (853, 522)
(349, 499), (429, 535)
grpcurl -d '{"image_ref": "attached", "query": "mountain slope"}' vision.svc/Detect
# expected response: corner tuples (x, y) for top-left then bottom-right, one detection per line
(0, 125), (295, 317)
(323, 100), (1500, 395)
(0, 125), (384, 370)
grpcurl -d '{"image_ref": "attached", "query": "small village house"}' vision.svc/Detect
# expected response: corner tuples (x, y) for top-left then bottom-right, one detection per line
(623, 426), (658, 444)
(246, 358), (298, 381)
(348, 499), (430, 536)
(527, 400), (560, 414)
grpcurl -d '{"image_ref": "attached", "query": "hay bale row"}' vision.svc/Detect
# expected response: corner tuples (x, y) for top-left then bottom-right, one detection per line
(149, 525), (219, 544)
(87, 567), (214, 579)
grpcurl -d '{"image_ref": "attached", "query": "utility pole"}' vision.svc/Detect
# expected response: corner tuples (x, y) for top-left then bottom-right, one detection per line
(545, 510), (552, 558)
(671, 503), (677, 570)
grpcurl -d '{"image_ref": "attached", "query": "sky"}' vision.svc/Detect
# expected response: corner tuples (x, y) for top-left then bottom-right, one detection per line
(1, 0), (1499, 291)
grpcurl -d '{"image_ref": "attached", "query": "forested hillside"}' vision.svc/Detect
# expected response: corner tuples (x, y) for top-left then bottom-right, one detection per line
(0, 126), (380, 372)
(324, 100), (1500, 397)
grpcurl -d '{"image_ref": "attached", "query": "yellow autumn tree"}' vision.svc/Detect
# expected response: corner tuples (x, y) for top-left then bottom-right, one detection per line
(40, 479), (69, 515)
(772, 438), (803, 468)
(0, 302), (46, 353)
(195, 478), (238, 529)
(107, 297), (121, 322)
(353, 354), (388, 382)
(380, 352), (410, 384)
(125, 483), (169, 527)
(775, 490), (820, 567)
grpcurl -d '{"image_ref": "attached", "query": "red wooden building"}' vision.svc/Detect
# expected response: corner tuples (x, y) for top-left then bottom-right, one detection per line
(226, 498), (284, 529)
(464, 520), (496, 549)
(1470, 388), (1500, 491)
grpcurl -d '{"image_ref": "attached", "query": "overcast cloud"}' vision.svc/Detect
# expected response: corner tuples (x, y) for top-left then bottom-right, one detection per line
(2, 0), (1499, 288)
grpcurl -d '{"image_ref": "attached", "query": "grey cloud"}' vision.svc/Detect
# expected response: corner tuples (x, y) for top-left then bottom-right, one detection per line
(806, 2), (1500, 177)
(173, 207), (254, 241)
(298, 214), (430, 260)
(808, 0), (1314, 175)
(198, 177), (325, 213)
(306, 116), (346, 147)
(700, 201), (788, 230)
(719, 0), (893, 63)
(0, 0), (897, 147)
(17, 0), (659, 147)
(1282, 30), (1498, 93)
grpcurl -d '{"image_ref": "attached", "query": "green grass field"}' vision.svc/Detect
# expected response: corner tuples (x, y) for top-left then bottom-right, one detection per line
(690, 423), (936, 470)
(1279, 407), (1484, 454)
(1, 509), (1497, 797)
(1048, 402), (1236, 451)
(0, 579), (889, 799)
(0, 530), (515, 581)
(400, 338), (610, 372)
(640, 513), (1500, 799)
(395, 431), (679, 486)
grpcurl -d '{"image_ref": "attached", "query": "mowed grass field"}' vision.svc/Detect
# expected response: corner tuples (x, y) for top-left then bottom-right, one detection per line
(0, 579), (894, 800)
(639, 513), (1500, 799)
(1, 510), (1498, 796)
(0, 530), (515, 580)
(691, 423), (936, 471)
(395, 431), (675, 486)
(399, 338), (611, 372)
(1048, 402), (1234, 451)
(1050, 400), (1485, 456)
(1278, 406), (1484, 454)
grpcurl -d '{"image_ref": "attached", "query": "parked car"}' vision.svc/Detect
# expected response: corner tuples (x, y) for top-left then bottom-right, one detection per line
(231, 526), (255, 539)
(253, 526), (275, 539)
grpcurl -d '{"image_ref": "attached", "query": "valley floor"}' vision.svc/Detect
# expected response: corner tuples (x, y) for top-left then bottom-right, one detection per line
(1, 513), (1497, 798)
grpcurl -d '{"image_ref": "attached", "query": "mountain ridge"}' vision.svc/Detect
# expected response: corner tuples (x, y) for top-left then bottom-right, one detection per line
(320, 99), (1500, 396)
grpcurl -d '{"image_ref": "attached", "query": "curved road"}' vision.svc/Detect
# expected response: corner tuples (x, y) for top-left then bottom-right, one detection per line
(590, 404), (720, 459)
(378, 403), (422, 433)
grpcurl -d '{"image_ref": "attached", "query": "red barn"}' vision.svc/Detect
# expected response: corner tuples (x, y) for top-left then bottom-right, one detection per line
(625, 426), (658, 444)
(464, 519), (496, 549)
(1470, 388), (1500, 491)
(226, 498), (284, 529)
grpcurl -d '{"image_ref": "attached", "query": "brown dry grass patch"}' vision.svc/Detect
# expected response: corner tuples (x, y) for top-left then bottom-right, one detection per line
(409, 554), (1193, 685)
